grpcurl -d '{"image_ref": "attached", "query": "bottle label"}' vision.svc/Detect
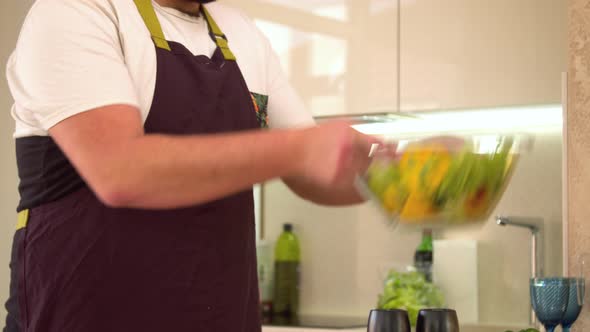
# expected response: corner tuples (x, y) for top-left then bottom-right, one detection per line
(415, 251), (433, 282)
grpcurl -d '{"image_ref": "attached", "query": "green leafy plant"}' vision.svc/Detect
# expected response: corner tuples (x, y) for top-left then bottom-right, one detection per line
(377, 269), (444, 326)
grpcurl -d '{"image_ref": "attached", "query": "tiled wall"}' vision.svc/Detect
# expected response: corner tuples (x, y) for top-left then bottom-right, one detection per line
(567, 0), (590, 331)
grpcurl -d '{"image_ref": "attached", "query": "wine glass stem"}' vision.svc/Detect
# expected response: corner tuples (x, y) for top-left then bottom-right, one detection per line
(562, 327), (571, 332)
(546, 327), (556, 332)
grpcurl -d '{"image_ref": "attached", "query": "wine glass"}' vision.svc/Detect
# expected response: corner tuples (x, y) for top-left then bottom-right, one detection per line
(560, 277), (585, 332)
(561, 253), (588, 331)
(530, 277), (569, 332)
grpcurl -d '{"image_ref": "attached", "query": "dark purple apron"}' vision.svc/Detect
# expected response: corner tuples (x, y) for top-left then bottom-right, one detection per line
(5, 2), (266, 331)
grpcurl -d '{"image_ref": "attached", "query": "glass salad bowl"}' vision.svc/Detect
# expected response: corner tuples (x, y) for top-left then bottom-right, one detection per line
(356, 133), (531, 228)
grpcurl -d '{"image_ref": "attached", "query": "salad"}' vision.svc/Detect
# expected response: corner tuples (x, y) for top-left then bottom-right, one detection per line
(377, 269), (444, 326)
(365, 136), (515, 225)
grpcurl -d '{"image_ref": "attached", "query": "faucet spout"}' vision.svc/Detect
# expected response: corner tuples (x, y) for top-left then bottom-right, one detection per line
(495, 216), (544, 277)
(496, 216), (541, 233)
(496, 215), (544, 327)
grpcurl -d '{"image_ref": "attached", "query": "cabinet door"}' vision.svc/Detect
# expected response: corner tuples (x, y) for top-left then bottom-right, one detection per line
(223, 0), (399, 117)
(400, 0), (566, 111)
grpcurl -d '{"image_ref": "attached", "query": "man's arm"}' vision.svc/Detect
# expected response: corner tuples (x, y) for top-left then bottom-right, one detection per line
(283, 177), (365, 206)
(49, 104), (375, 209)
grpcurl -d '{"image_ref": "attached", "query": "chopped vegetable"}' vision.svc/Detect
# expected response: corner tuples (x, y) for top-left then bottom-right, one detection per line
(365, 136), (515, 225)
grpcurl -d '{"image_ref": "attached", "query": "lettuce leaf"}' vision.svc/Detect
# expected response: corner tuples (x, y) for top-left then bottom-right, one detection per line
(377, 270), (444, 326)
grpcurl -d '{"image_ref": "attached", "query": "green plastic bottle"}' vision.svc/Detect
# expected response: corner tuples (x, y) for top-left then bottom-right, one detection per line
(272, 223), (300, 316)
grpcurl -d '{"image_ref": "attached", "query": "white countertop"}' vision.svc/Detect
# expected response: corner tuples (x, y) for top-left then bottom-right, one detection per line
(263, 324), (530, 332)
(263, 328), (364, 332)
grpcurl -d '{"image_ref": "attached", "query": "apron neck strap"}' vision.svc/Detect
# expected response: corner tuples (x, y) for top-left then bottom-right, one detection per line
(132, 0), (236, 61)
(133, 0), (171, 51)
(201, 7), (236, 61)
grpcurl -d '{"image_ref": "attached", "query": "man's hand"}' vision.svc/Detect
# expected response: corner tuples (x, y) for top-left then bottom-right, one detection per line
(299, 121), (379, 188)
(284, 121), (381, 205)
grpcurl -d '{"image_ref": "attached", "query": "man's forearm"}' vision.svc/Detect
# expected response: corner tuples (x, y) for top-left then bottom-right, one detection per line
(78, 129), (307, 209)
(283, 176), (365, 206)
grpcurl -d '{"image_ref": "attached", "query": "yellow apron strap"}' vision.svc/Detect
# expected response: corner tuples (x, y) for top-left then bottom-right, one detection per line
(202, 7), (237, 61)
(16, 209), (29, 231)
(133, 0), (171, 51)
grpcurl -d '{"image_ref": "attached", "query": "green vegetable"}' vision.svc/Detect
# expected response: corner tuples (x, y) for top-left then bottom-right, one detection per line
(367, 162), (401, 197)
(377, 269), (444, 326)
(433, 137), (514, 221)
(435, 138), (512, 205)
(365, 136), (516, 224)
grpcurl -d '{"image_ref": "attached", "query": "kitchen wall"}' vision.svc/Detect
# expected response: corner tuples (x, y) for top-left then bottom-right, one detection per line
(567, 0), (590, 331)
(262, 129), (563, 326)
(0, 0), (34, 325)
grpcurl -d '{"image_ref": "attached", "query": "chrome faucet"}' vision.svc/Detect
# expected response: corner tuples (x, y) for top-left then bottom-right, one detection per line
(496, 216), (544, 277)
(496, 216), (544, 326)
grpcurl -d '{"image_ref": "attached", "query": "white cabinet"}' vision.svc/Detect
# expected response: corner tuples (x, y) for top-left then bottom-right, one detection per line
(400, 0), (566, 111)
(221, 0), (566, 115)
(223, 0), (399, 117)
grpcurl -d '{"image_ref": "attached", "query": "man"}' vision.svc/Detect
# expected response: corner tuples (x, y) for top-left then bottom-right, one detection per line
(4, 0), (377, 331)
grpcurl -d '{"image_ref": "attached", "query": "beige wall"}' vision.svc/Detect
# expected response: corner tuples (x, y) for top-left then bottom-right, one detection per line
(0, 0), (34, 325)
(567, 0), (590, 331)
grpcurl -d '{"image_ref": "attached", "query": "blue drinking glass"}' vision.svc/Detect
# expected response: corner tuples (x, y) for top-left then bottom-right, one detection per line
(530, 278), (569, 332)
(561, 277), (585, 332)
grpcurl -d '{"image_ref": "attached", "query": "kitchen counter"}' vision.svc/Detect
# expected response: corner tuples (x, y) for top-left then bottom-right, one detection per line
(259, 312), (528, 332)
(262, 315), (366, 330)
(262, 323), (531, 332)
(263, 328), (364, 332)
(460, 324), (531, 332)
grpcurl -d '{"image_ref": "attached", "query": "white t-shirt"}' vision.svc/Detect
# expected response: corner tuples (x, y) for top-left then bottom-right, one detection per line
(7, 0), (315, 138)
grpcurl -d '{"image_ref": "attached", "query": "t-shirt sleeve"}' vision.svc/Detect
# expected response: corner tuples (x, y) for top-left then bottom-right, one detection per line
(255, 28), (316, 129)
(6, 0), (140, 132)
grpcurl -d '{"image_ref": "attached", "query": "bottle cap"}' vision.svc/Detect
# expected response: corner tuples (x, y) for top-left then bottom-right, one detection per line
(284, 223), (293, 232)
